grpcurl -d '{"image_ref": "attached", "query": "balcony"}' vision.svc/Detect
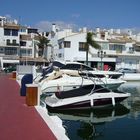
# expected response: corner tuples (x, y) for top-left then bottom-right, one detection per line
(116, 49), (122, 54)
(127, 47), (134, 54)
(6, 42), (19, 47)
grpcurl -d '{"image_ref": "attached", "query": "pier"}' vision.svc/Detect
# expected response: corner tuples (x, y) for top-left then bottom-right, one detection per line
(0, 73), (57, 140)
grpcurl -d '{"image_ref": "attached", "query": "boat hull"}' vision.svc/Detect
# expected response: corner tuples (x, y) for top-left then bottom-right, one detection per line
(41, 78), (125, 94)
(45, 92), (130, 111)
(121, 73), (140, 81)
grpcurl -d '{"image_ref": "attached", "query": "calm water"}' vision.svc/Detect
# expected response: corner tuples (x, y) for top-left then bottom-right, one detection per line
(48, 82), (140, 140)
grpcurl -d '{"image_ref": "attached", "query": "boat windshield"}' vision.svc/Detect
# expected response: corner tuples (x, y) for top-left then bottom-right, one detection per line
(62, 63), (94, 71)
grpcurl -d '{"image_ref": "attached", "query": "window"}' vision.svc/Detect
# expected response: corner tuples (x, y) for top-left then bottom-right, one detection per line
(4, 29), (18, 36)
(4, 29), (11, 36)
(5, 47), (17, 55)
(20, 41), (26, 46)
(28, 28), (38, 34)
(20, 28), (26, 32)
(59, 42), (63, 49)
(0, 48), (4, 53)
(109, 44), (125, 52)
(20, 49), (32, 56)
(64, 41), (71, 48)
(62, 64), (93, 70)
(12, 29), (18, 36)
(79, 42), (86, 51)
(58, 53), (62, 58)
(101, 43), (108, 50)
(6, 39), (10, 45)
(13, 40), (17, 45)
(129, 47), (134, 53)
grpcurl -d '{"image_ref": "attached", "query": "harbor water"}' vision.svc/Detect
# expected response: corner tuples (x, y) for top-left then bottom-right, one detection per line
(47, 82), (140, 140)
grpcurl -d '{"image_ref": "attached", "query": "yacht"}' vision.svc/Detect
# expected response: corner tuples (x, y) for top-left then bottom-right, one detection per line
(45, 83), (131, 111)
(116, 68), (140, 81)
(52, 60), (123, 79)
(34, 60), (123, 83)
(38, 70), (126, 94)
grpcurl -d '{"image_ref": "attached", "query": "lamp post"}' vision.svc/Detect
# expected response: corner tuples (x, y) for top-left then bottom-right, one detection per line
(97, 50), (106, 70)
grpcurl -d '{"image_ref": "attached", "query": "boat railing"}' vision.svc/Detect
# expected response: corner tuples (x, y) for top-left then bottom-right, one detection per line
(78, 70), (111, 95)
(78, 70), (107, 86)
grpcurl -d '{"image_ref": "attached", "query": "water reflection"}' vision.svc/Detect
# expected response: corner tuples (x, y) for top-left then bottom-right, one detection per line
(49, 104), (130, 140)
(119, 82), (140, 119)
(49, 104), (130, 123)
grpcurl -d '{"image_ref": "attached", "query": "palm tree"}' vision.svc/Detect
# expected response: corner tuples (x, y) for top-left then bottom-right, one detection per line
(85, 32), (101, 65)
(37, 35), (50, 58)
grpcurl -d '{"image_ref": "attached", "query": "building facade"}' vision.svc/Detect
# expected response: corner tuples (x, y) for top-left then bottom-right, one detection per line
(1, 16), (140, 71)
(48, 24), (140, 71)
(0, 16), (42, 69)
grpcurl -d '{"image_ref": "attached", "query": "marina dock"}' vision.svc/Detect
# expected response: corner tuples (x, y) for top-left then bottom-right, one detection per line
(0, 73), (57, 140)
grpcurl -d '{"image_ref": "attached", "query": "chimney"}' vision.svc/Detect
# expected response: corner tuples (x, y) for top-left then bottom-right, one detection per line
(96, 27), (100, 33)
(82, 27), (87, 33)
(109, 29), (114, 34)
(0, 16), (6, 26)
(128, 30), (132, 36)
(116, 29), (120, 34)
(52, 23), (56, 32)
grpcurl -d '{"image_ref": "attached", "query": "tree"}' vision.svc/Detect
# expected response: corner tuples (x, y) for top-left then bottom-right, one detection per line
(85, 32), (101, 65)
(37, 35), (50, 58)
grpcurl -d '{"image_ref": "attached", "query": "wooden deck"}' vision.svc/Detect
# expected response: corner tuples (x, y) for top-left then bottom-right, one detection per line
(0, 73), (57, 140)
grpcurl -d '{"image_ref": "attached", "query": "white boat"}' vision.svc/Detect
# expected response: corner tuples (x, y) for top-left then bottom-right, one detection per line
(116, 68), (140, 81)
(45, 84), (131, 110)
(53, 60), (123, 79)
(120, 73), (140, 81)
(39, 70), (126, 94)
(34, 60), (123, 82)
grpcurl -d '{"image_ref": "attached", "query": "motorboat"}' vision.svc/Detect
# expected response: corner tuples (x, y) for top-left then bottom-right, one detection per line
(38, 70), (126, 94)
(59, 61), (123, 79)
(45, 83), (131, 111)
(116, 68), (140, 81)
(120, 73), (140, 81)
(34, 60), (123, 82)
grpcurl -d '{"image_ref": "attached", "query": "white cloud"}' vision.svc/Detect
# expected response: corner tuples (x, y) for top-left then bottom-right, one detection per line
(120, 28), (140, 34)
(34, 20), (140, 35)
(71, 14), (80, 18)
(5, 14), (12, 19)
(35, 20), (79, 32)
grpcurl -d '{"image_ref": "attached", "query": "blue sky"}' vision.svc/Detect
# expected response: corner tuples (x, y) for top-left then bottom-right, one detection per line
(1, 0), (140, 31)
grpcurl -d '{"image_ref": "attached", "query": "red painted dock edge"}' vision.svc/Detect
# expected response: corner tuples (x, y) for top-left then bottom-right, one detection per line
(0, 74), (57, 140)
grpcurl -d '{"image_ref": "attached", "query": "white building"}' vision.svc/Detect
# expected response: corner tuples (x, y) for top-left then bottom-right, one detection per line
(0, 16), (40, 69)
(48, 24), (140, 71)
(1, 17), (140, 71)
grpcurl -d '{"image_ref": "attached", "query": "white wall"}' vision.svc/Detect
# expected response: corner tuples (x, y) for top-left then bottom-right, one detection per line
(64, 32), (87, 61)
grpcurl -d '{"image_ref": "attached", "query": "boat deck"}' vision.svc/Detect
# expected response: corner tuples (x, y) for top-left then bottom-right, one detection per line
(0, 73), (57, 140)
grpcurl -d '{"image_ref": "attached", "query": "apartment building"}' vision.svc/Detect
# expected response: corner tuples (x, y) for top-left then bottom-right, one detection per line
(1, 17), (140, 71)
(48, 24), (140, 71)
(0, 16), (42, 69)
